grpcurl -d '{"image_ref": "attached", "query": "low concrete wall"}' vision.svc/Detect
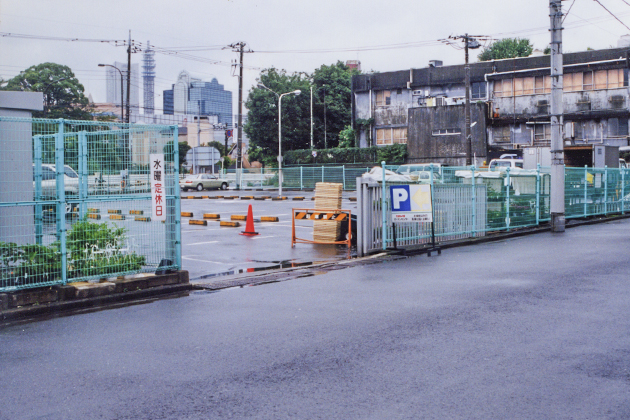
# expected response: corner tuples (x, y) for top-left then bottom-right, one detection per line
(0, 271), (190, 321)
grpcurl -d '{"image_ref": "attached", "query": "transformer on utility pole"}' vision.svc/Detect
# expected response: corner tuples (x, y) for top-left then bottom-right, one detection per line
(228, 41), (252, 190)
(550, 0), (565, 232)
(446, 34), (484, 166)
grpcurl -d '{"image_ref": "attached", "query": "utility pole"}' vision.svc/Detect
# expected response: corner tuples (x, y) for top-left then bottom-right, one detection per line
(550, 0), (565, 232)
(228, 41), (251, 190)
(126, 31), (132, 124)
(464, 34), (472, 166)
(446, 35), (484, 165)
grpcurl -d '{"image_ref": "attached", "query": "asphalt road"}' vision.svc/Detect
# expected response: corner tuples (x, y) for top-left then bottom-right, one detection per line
(2, 218), (630, 419)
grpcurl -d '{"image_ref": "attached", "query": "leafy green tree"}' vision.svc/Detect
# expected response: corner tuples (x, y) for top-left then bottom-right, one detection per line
(478, 38), (534, 61)
(178, 141), (191, 169)
(312, 61), (359, 149)
(1, 62), (93, 119)
(244, 68), (311, 164)
(245, 62), (358, 163)
(338, 125), (356, 148)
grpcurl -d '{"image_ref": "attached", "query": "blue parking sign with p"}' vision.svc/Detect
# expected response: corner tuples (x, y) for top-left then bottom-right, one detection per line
(391, 185), (411, 211)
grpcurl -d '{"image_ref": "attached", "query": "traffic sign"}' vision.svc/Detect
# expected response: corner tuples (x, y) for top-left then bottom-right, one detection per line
(390, 184), (432, 222)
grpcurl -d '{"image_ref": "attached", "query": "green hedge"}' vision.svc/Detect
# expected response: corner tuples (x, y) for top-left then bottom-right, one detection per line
(283, 144), (407, 166)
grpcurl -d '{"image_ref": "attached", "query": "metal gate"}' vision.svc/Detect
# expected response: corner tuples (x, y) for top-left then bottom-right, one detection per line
(0, 117), (181, 291)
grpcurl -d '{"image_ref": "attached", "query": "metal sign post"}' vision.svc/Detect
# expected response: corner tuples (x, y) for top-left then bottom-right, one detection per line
(390, 184), (441, 256)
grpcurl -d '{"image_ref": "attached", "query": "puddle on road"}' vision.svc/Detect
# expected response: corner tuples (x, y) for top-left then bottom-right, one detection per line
(190, 260), (323, 281)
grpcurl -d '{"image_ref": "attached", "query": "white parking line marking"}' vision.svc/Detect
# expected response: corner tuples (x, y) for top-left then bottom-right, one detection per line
(252, 236), (276, 240)
(182, 256), (225, 265)
(186, 241), (219, 246)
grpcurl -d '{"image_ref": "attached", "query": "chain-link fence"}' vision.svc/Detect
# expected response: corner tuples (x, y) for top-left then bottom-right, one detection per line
(0, 117), (180, 292)
(223, 165), (374, 191)
(357, 163), (572, 255)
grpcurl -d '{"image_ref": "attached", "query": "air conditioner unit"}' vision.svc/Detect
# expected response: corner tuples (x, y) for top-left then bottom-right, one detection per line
(412, 90), (425, 97)
(435, 97), (446, 107)
(564, 122), (575, 139)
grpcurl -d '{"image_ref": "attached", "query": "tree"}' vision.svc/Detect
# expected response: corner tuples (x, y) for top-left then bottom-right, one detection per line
(244, 68), (312, 164)
(478, 38), (534, 61)
(178, 142), (191, 170)
(244, 62), (358, 163)
(1, 62), (93, 120)
(338, 125), (356, 148)
(312, 61), (359, 149)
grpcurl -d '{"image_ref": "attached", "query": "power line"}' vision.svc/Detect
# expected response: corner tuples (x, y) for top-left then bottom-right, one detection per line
(592, 0), (630, 31)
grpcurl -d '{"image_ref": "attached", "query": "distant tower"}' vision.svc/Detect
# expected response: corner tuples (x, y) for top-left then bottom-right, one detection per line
(142, 40), (156, 115)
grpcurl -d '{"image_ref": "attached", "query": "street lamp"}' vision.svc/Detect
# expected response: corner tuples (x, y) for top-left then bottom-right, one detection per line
(40, 77), (70, 116)
(257, 83), (301, 197)
(98, 64), (125, 122)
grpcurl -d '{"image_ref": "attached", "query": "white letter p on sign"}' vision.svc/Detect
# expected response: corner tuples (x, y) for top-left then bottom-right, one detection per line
(392, 188), (408, 210)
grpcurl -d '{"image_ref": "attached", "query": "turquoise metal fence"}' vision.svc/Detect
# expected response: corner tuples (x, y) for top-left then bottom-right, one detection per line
(359, 162), (618, 254)
(0, 117), (180, 292)
(224, 165), (373, 191)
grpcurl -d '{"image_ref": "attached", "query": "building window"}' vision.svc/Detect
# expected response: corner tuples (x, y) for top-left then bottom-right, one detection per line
(608, 118), (629, 137)
(493, 126), (511, 143)
(471, 82), (486, 100)
(431, 128), (461, 136)
(376, 127), (407, 145)
(492, 70), (626, 98)
(375, 90), (391, 106)
(534, 124), (551, 146)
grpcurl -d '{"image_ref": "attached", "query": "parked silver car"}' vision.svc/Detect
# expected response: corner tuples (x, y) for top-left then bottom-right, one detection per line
(180, 174), (229, 191)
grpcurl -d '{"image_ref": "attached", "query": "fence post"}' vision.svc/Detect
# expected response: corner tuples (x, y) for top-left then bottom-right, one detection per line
(34, 135), (43, 245)
(322, 165), (325, 183)
(55, 119), (67, 283)
(342, 165), (346, 190)
(172, 125), (182, 269)
(471, 165), (476, 237)
(622, 168), (626, 215)
(78, 131), (88, 219)
(536, 163), (540, 226)
(300, 166), (303, 190)
(357, 177), (364, 257)
(505, 167), (511, 230)
(584, 165), (588, 217)
(381, 160), (387, 250)
(604, 165), (608, 215)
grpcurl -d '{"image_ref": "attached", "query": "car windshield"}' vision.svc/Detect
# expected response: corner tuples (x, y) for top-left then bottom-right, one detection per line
(64, 166), (78, 178)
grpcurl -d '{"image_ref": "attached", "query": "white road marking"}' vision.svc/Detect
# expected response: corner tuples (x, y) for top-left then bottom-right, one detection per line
(182, 256), (225, 265)
(252, 235), (276, 240)
(186, 241), (219, 246)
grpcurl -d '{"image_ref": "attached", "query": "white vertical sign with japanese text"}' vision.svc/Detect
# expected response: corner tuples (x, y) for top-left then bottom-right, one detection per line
(150, 153), (166, 221)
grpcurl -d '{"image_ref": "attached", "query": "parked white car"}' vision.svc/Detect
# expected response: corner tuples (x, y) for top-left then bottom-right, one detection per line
(488, 158), (524, 171)
(180, 174), (229, 191)
(34, 164), (80, 199)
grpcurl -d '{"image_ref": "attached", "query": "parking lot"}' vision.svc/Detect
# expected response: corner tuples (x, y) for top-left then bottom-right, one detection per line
(179, 189), (358, 281)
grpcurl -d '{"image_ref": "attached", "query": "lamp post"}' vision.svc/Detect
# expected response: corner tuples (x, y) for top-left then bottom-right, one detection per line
(257, 83), (301, 197)
(98, 64), (125, 122)
(40, 77), (70, 116)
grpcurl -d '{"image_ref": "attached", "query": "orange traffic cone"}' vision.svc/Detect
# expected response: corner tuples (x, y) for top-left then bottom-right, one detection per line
(240, 204), (259, 236)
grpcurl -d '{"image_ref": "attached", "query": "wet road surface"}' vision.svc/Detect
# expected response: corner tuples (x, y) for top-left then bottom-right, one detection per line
(2, 218), (630, 419)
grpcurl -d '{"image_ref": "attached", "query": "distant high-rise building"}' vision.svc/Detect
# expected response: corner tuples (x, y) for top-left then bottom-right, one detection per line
(142, 41), (156, 115)
(162, 70), (233, 126)
(105, 61), (140, 118)
(346, 60), (361, 72)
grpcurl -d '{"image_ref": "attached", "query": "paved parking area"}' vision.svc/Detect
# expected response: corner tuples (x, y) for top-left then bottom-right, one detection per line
(179, 189), (358, 281)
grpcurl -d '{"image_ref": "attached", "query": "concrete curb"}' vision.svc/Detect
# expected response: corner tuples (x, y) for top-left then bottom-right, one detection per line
(1, 271), (191, 324)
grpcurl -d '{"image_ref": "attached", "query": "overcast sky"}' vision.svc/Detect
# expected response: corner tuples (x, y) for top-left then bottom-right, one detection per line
(2, 0), (630, 115)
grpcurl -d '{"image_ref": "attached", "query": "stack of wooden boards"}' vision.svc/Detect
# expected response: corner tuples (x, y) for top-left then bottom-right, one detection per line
(313, 182), (343, 243)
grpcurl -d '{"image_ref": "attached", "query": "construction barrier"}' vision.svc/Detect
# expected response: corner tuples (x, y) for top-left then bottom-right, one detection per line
(291, 208), (352, 247)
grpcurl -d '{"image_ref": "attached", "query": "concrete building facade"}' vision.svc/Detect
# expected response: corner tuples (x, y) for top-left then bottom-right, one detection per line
(351, 47), (630, 166)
